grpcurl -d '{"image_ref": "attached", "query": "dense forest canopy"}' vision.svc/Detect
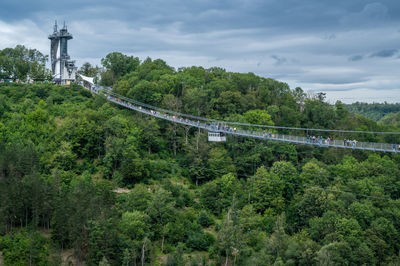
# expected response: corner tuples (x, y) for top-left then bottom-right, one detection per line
(0, 50), (400, 265)
(380, 112), (400, 128)
(347, 102), (400, 122)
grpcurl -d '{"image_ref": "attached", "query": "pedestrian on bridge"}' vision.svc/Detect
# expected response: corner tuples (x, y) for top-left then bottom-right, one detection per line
(353, 139), (357, 147)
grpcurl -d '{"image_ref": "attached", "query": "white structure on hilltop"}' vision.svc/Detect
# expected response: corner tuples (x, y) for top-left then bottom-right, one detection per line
(48, 21), (77, 85)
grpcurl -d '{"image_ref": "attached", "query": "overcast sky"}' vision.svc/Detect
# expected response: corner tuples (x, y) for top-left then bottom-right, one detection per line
(1, 0), (400, 103)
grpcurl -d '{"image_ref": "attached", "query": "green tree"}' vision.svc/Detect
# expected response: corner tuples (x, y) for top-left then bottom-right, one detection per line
(303, 98), (336, 129)
(119, 134), (149, 185)
(101, 52), (140, 85)
(87, 218), (120, 265)
(369, 217), (398, 258)
(30, 61), (51, 81)
(79, 62), (99, 78)
(0, 230), (49, 266)
(308, 211), (341, 242)
(199, 174), (242, 215)
(334, 218), (363, 248)
(0, 45), (48, 81)
(300, 161), (331, 187)
(288, 187), (330, 230)
(266, 213), (289, 260)
(164, 242), (185, 266)
(197, 210), (214, 228)
(127, 80), (161, 104)
(316, 242), (352, 266)
(207, 147), (235, 180)
(270, 161), (298, 203)
(215, 91), (243, 115)
(120, 184), (152, 212)
(119, 211), (150, 240)
(51, 141), (77, 171)
(216, 197), (244, 266)
(243, 109), (274, 126)
(348, 201), (376, 229)
(147, 188), (176, 252)
(248, 166), (285, 214)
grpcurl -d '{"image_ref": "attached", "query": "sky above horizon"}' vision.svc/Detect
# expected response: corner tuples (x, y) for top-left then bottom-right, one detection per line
(1, 0), (400, 103)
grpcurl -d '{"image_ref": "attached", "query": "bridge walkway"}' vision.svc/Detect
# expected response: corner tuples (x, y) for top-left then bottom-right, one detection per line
(88, 87), (400, 153)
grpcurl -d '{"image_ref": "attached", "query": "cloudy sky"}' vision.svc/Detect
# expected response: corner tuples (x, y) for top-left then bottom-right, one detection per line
(1, 0), (400, 103)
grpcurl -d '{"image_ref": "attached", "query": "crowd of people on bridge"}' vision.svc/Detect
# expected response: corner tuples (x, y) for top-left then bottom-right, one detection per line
(306, 135), (338, 146)
(344, 139), (358, 147)
(87, 86), (400, 153)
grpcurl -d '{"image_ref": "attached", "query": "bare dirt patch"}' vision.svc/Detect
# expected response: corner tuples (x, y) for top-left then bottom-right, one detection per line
(114, 187), (131, 193)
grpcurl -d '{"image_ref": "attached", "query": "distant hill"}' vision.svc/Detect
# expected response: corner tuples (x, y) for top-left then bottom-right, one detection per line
(380, 111), (400, 127)
(346, 102), (400, 121)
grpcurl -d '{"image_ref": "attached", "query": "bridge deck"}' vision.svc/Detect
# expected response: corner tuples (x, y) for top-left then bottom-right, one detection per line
(90, 87), (400, 153)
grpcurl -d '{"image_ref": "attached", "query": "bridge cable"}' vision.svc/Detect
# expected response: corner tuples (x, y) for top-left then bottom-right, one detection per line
(101, 88), (400, 135)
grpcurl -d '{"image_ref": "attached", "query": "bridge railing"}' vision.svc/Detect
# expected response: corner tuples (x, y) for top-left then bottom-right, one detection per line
(89, 87), (400, 153)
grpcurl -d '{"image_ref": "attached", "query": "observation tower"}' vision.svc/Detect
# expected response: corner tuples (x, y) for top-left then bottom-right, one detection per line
(48, 21), (77, 85)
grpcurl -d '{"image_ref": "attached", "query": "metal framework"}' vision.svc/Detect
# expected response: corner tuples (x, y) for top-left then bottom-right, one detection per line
(48, 21), (77, 85)
(85, 86), (400, 153)
(208, 132), (227, 142)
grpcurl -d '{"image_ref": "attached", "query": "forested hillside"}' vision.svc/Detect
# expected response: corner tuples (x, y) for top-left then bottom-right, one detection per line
(1, 53), (400, 265)
(347, 102), (400, 121)
(380, 112), (400, 128)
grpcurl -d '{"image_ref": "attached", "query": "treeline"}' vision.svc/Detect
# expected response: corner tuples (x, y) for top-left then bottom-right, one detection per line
(347, 102), (400, 121)
(101, 52), (400, 144)
(0, 52), (400, 265)
(380, 112), (400, 128)
(0, 45), (51, 81)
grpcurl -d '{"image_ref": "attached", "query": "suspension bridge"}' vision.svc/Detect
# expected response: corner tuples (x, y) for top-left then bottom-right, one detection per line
(79, 76), (400, 153)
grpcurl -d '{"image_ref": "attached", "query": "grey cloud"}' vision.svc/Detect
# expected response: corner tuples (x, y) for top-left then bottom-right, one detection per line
(340, 2), (390, 27)
(2, 0), (400, 103)
(271, 55), (287, 66)
(361, 2), (389, 19)
(3, 0), (400, 33)
(325, 88), (400, 104)
(323, 34), (336, 40)
(298, 76), (369, 86)
(370, 49), (398, 58)
(348, 55), (363, 61)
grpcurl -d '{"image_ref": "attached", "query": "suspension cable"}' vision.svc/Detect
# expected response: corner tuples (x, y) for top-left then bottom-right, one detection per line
(100, 87), (400, 135)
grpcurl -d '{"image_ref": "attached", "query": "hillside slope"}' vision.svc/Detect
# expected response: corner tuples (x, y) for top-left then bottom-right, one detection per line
(346, 102), (400, 121)
(0, 68), (400, 265)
